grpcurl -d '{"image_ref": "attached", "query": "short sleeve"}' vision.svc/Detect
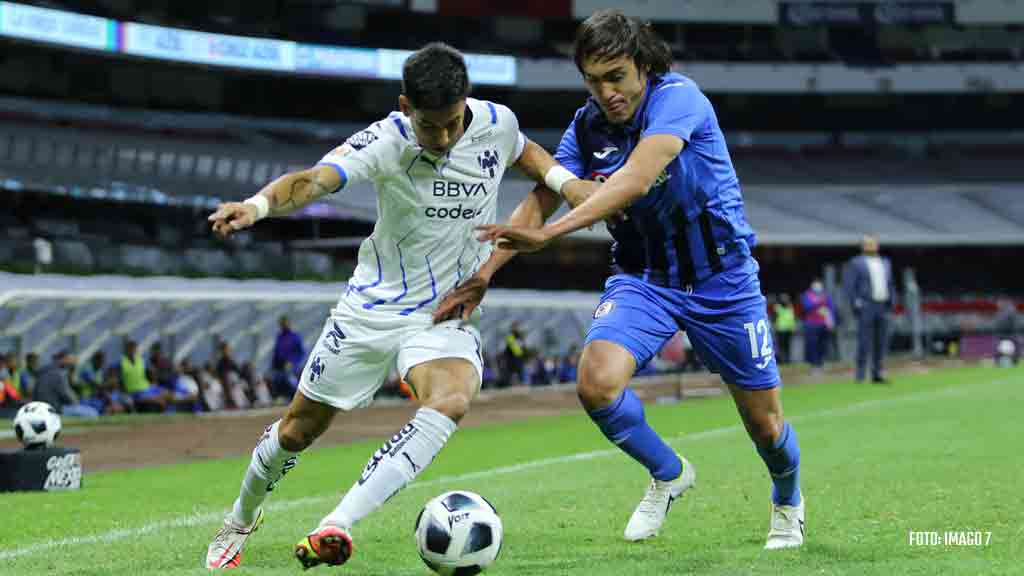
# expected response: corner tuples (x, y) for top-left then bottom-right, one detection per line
(510, 131), (526, 166)
(641, 81), (708, 144)
(317, 122), (396, 193)
(553, 117), (585, 179)
(489, 102), (526, 167)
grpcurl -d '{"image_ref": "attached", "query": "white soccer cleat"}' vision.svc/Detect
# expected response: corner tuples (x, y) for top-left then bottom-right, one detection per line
(764, 498), (805, 550)
(206, 508), (264, 569)
(624, 455), (696, 542)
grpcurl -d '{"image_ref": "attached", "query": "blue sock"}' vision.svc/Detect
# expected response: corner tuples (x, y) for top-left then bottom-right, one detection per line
(588, 388), (681, 481)
(756, 421), (801, 506)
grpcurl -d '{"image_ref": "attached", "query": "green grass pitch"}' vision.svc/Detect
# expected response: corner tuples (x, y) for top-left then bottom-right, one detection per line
(2, 364), (1021, 575)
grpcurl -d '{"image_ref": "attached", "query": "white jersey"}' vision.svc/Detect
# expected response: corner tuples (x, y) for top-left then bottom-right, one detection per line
(319, 98), (526, 317)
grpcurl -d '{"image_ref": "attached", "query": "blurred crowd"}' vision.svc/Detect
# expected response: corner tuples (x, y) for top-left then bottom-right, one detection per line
(473, 321), (705, 392)
(2, 312), (775, 419)
(10, 293), (859, 419)
(0, 316), (311, 417)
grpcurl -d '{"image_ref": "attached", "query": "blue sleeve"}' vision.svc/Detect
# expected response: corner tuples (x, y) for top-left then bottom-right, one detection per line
(553, 119), (586, 179)
(641, 81), (708, 144)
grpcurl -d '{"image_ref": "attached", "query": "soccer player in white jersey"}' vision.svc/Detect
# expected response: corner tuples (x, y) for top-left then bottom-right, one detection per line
(203, 43), (586, 570)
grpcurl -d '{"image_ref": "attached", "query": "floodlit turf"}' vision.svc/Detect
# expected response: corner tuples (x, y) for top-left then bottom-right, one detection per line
(2, 364), (1021, 575)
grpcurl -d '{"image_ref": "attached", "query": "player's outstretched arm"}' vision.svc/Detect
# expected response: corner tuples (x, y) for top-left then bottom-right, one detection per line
(478, 134), (684, 252)
(514, 138), (598, 209)
(208, 165), (340, 237)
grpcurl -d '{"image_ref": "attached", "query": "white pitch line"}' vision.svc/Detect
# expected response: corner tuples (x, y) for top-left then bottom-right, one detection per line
(0, 376), (1008, 562)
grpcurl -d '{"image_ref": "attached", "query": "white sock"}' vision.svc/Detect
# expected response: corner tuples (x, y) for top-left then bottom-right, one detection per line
(320, 407), (456, 529)
(230, 420), (299, 526)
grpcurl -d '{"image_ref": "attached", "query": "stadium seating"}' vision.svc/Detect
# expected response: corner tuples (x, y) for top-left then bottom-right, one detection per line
(3, 103), (1023, 250)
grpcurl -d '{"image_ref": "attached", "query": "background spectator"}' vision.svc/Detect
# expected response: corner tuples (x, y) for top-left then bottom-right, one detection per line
(76, 351), (105, 400)
(148, 342), (177, 389)
(241, 361), (273, 408)
(529, 353), (557, 386)
(163, 358), (200, 412)
(0, 352), (24, 407)
(32, 350), (99, 418)
(558, 345), (580, 383)
(270, 315), (305, 400)
(773, 294), (796, 364)
(198, 361), (226, 412)
(801, 279), (836, 371)
(994, 297), (1019, 338)
(21, 352), (39, 396)
(501, 321), (528, 387)
(216, 341), (250, 409)
(83, 366), (133, 415)
(843, 235), (895, 383)
(121, 339), (168, 412)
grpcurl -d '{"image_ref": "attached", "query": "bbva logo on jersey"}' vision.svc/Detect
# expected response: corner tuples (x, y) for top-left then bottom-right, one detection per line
(432, 180), (489, 198)
(477, 149), (500, 179)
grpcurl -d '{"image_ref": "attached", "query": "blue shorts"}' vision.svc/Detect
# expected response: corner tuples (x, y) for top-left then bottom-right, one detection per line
(585, 258), (780, 390)
(131, 385), (165, 403)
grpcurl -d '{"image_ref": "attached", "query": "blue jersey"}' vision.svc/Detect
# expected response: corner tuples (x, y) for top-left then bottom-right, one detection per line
(555, 72), (756, 288)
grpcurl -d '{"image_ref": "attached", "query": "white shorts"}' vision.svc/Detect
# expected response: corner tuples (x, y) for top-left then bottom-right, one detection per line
(297, 297), (483, 410)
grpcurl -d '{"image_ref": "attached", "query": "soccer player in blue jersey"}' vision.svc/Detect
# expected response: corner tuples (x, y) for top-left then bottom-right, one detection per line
(475, 10), (804, 549)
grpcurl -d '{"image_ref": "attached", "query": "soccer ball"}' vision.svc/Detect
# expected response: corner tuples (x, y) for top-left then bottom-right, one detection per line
(13, 401), (62, 449)
(414, 491), (503, 575)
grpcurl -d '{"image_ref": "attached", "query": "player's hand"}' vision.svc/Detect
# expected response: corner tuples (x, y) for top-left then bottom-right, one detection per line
(208, 202), (258, 237)
(476, 225), (553, 252)
(433, 275), (489, 323)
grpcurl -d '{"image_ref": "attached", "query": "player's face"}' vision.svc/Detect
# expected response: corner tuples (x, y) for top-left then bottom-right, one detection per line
(401, 97), (467, 156)
(581, 56), (648, 125)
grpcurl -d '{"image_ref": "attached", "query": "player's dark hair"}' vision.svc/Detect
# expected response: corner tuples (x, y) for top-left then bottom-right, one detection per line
(574, 10), (673, 78)
(402, 42), (471, 110)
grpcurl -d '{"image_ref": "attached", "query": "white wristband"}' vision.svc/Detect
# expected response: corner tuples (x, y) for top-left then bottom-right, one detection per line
(544, 165), (579, 196)
(243, 195), (270, 221)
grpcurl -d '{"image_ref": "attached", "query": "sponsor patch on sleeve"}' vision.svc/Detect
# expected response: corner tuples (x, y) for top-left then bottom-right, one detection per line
(345, 129), (379, 151)
(328, 144), (354, 157)
(594, 300), (615, 318)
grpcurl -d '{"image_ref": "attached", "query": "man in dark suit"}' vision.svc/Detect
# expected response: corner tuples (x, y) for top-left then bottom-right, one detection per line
(843, 235), (896, 383)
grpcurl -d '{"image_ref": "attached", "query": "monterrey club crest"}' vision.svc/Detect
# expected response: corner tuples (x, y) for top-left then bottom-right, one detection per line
(594, 300), (615, 319)
(477, 149), (500, 179)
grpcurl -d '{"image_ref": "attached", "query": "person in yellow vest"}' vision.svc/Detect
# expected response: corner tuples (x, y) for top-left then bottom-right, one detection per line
(773, 294), (796, 364)
(120, 339), (169, 412)
(502, 322), (528, 387)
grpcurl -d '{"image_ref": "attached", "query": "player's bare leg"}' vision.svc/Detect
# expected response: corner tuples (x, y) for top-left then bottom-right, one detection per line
(298, 357), (477, 569)
(206, 392), (336, 568)
(728, 384), (804, 549)
(577, 340), (695, 541)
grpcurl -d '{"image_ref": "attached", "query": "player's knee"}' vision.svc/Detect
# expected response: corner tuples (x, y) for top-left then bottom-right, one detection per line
(748, 412), (784, 449)
(576, 365), (624, 410)
(426, 391), (472, 423)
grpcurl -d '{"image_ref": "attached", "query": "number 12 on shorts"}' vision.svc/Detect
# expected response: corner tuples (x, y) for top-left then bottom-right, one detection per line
(744, 319), (774, 369)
